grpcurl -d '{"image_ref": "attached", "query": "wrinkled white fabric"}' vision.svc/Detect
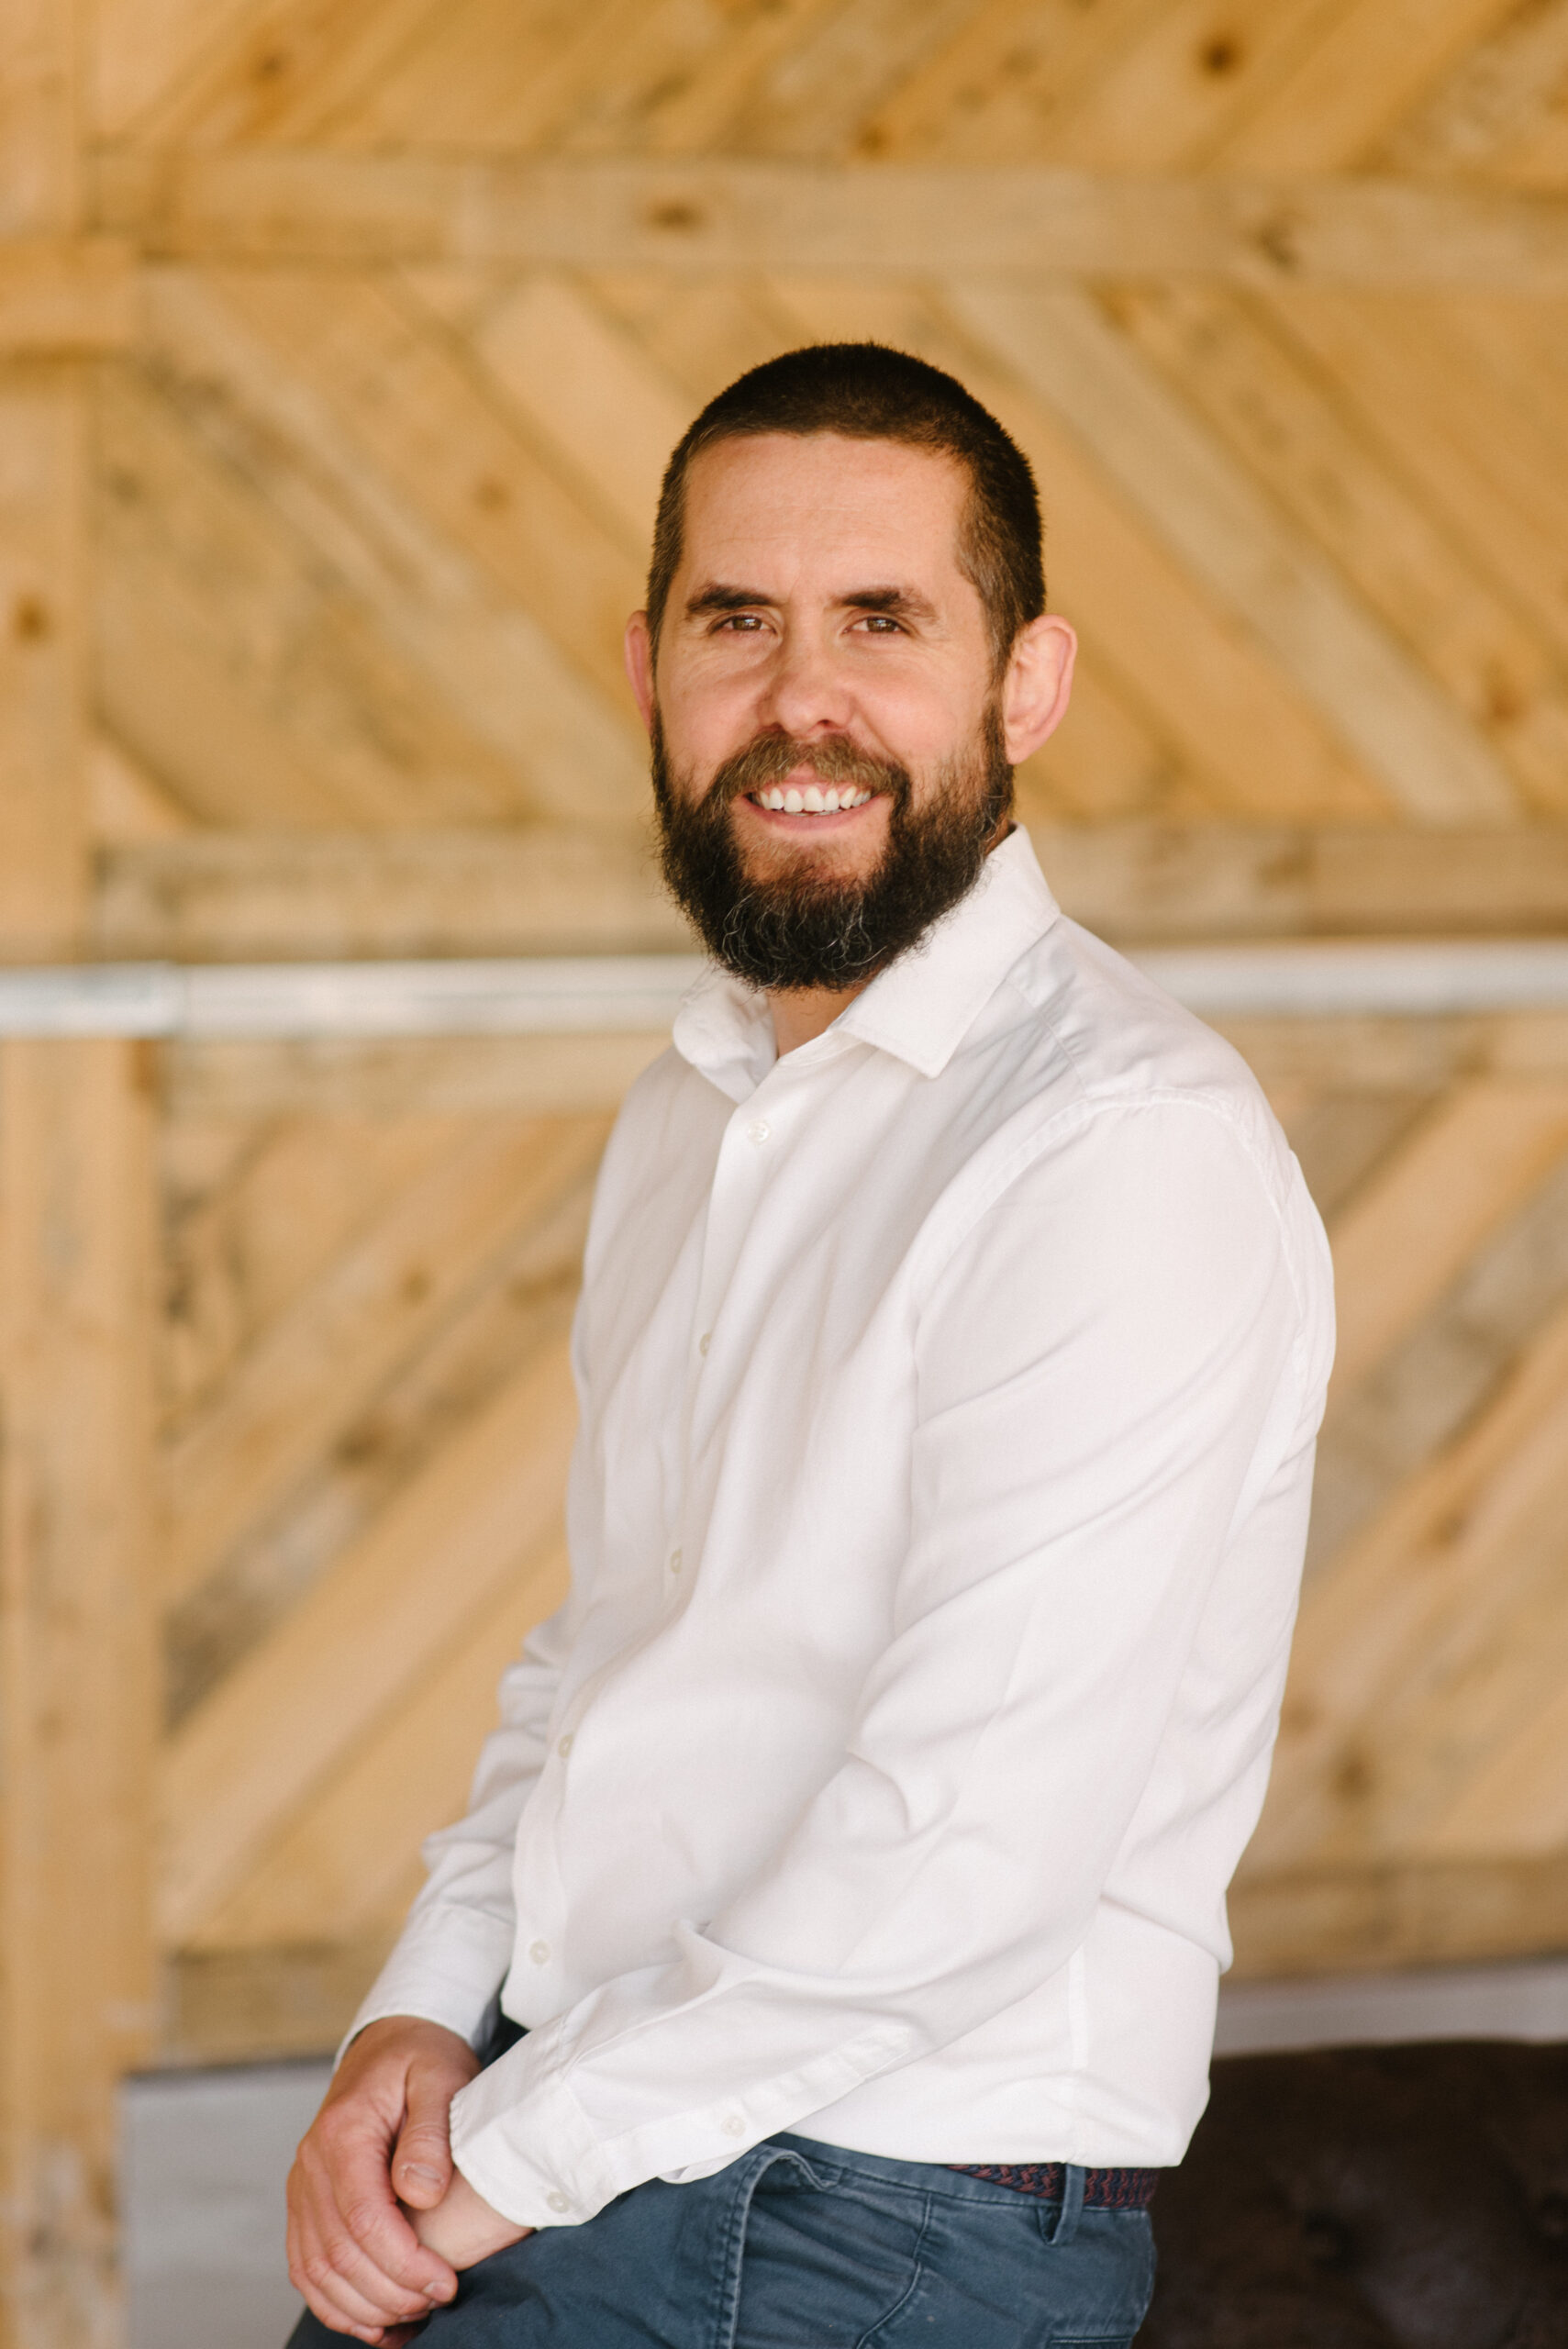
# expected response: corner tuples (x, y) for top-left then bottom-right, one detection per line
(351, 829), (1334, 2231)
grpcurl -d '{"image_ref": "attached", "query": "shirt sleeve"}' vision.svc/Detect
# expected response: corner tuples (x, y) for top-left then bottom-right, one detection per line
(448, 1099), (1321, 2226)
(341, 1592), (577, 2054)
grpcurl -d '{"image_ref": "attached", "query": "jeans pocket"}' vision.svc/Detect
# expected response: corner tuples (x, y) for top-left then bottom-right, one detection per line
(733, 2166), (928, 2349)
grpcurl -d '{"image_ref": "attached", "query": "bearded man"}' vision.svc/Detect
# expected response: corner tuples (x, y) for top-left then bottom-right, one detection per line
(286, 343), (1333, 2349)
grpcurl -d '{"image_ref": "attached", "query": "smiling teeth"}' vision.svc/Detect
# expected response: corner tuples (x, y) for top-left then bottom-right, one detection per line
(756, 786), (871, 812)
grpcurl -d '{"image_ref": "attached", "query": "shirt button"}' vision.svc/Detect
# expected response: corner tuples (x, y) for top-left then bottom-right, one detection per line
(746, 1119), (771, 1144)
(698, 1331), (711, 1356)
(528, 1940), (550, 1965)
(721, 2114), (746, 2137)
(669, 1548), (683, 1574)
(556, 1733), (573, 1759)
(546, 2191), (570, 2214)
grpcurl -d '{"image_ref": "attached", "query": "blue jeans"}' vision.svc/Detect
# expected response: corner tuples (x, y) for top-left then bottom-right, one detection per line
(287, 2130), (1155, 2346)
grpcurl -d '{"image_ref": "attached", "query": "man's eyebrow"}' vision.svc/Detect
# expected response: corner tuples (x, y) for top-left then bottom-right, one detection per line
(684, 583), (773, 618)
(837, 585), (938, 621)
(683, 583), (940, 622)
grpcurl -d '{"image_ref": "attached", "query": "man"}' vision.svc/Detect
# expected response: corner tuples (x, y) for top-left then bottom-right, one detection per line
(287, 343), (1333, 2347)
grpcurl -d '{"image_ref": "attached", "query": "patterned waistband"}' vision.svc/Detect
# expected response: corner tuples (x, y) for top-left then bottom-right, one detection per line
(949, 2163), (1159, 2210)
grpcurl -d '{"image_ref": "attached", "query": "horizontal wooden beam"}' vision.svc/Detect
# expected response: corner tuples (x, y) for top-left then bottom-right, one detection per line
(1230, 1853), (1568, 1979)
(1037, 824), (1568, 941)
(0, 238), (138, 353)
(90, 827), (1568, 968)
(161, 1033), (668, 1120)
(162, 1937), (396, 2066)
(96, 829), (689, 962)
(92, 154), (1568, 292)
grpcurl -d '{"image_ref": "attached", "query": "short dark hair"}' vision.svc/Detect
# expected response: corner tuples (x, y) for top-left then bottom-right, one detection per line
(646, 342), (1045, 676)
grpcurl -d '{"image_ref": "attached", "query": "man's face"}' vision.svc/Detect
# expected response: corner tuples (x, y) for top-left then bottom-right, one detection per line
(630, 432), (1020, 992)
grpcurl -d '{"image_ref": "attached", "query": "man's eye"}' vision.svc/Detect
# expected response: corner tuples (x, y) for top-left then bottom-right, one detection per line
(716, 613), (765, 632)
(857, 614), (903, 632)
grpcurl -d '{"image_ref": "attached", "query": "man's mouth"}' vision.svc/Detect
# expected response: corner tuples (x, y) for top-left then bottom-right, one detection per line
(745, 785), (875, 816)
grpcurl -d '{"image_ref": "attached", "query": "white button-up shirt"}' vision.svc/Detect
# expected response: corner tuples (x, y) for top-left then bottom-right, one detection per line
(352, 829), (1334, 2230)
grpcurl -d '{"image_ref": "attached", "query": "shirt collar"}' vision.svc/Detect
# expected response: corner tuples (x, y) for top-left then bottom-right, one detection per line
(672, 828), (1060, 1098)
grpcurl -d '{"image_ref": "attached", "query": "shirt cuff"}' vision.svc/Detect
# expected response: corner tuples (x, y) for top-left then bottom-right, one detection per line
(446, 2004), (912, 2231)
(449, 2017), (617, 2230)
(338, 1901), (514, 2068)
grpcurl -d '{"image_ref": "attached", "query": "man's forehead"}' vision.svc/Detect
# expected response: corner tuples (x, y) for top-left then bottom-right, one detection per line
(679, 431), (970, 580)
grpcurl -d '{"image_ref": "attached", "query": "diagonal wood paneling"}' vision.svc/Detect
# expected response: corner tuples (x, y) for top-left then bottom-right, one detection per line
(161, 1115), (604, 1607)
(1387, 0), (1568, 184)
(1100, 280), (1568, 815)
(28, 0), (1568, 2081)
(158, 1324), (579, 1942)
(190, 1537), (570, 1951)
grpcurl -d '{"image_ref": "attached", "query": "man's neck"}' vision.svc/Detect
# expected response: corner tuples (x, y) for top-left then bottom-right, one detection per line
(768, 981), (866, 1057)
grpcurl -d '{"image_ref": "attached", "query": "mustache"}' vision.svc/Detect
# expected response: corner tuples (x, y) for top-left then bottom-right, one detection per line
(706, 730), (911, 807)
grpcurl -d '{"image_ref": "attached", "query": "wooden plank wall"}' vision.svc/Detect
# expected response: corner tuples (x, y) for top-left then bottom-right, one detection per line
(6, 0), (1568, 2332)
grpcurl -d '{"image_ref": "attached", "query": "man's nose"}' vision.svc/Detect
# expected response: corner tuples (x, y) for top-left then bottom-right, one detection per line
(755, 628), (853, 739)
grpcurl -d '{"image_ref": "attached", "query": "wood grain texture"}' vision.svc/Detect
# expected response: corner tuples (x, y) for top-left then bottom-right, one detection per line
(0, 241), (138, 353)
(97, 828), (686, 961)
(1273, 289), (1568, 668)
(161, 1114), (461, 1431)
(1251, 1290), (1568, 1874)
(0, 0), (81, 235)
(1102, 280), (1568, 817)
(90, 0), (274, 143)
(158, 1329), (578, 1941)
(210, 269), (644, 718)
(162, 1117), (601, 1606)
(1014, 0), (1343, 172)
(90, 150), (1568, 289)
(160, 1030), (667, 1119)
(1229, 1851), (1568, 1978)
(1386, 0), (1568, 183)
(139, 267), (648, 831)
(0, 373), (88, 958)
(0, 1044), (158, 2349)
(95, 363), (560, 832)
(164, 1174), (591, 1724)
(1327, 1081), (1568, 1394)
(953, 281), (1519, 823)
(1308, 1143), (1568, 1574)
(1214, 0), (1523, 171)
(192, 1538), (569, 1949)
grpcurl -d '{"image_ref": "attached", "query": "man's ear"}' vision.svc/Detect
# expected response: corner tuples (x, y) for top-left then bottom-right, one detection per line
(1001, 615), (1076, 767)
(624, 611), (656, 731)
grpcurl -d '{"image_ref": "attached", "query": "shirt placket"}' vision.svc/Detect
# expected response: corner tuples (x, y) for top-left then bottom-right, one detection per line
(669, 1066), (802, 1597)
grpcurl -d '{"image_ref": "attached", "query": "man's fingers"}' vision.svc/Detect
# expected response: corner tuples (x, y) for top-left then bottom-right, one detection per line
(390, 2043), (476, 2209)
(288, 2193), (445, 2337)
(284, 2018), (476, 2332)
(289, 2219), (423, 2337)
(289, 2141), (457, 2321)
(390, 2110), (453, 2208)
(308, 2116), (459, 2298)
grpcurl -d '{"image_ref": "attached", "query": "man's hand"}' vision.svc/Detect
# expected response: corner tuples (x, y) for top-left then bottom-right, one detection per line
(405, 2168), (532, 2270)
(286, 2016), (480, 2343)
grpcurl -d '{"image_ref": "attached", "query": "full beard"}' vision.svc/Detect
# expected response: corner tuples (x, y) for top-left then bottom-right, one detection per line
(651, 707), (1014, 993)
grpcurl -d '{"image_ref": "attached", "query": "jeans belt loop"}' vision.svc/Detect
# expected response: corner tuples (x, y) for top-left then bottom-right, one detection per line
(1047, 2162), (1087, 2247)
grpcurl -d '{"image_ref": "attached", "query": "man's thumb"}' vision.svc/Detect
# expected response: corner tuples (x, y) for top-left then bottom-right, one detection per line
(390, 2078), (455, 2209)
